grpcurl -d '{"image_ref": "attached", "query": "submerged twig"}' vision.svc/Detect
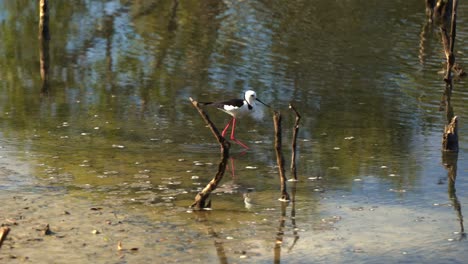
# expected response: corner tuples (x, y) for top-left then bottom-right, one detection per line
(189, 98), (230, 209)
(289, 104), (301, 181)
(273, 111), (289, 201)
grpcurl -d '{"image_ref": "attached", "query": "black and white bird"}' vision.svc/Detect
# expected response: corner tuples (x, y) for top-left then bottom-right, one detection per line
(202, 90), (270, 149)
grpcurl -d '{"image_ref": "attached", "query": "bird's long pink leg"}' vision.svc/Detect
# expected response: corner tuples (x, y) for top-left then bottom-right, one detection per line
(221, 118), (233, 138)
(230, 118), (249, 149)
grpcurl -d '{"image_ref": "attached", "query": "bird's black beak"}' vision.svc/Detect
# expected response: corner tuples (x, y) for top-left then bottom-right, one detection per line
(256, 98), (270, 108)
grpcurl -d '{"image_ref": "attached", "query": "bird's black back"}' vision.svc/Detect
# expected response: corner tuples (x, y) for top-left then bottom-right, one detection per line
(200, 98), (244, 109)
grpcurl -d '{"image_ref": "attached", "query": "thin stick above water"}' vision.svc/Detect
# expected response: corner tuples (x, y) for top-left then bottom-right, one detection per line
(289, 104), (301, 181)
(273, 111), (290, 201)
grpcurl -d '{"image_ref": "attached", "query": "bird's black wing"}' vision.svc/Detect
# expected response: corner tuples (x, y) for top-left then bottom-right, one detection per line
(200, 98), (244, 110)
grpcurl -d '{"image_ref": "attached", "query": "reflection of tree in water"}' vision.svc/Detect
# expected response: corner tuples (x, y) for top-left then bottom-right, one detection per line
(193, 211), (229, 264)
(274, 183), (300, 263)
(39, 0), (50, 95)
(425, 0), (465, 241)
(443, 152), (465, 240)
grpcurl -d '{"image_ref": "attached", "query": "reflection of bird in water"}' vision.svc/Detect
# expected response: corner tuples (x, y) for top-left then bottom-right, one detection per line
(243, 192), (254, 209)
(201, 90), (270, 149)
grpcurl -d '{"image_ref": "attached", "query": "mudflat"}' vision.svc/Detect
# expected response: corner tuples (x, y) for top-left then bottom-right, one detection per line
(0, 166), (154, 264)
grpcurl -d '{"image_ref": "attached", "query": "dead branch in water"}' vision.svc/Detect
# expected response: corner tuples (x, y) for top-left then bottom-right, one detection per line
(442, 0), (459, 83)
(189, 98), (230, 209)
(0, 226), (11, 249)
(289, 104), (301, 181)
(273, 111), (290, 201)
(433, 0), (461, 152)
(443, 116), (458, 152)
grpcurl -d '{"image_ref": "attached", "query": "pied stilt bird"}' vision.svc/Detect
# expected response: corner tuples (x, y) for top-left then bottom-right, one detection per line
(201, 90), (270, 149)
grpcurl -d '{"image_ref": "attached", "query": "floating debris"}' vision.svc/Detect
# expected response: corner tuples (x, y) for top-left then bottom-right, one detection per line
(112, 144), (125, 149)
(344, 136), (354, 140)
(389, 188), (406, 193)
(333, 147), (341, 150)
(103, 170), (119, 175)
(134, 174), (149, 179)
(308, 176), (322, 181)
(245, 166), (257, 169)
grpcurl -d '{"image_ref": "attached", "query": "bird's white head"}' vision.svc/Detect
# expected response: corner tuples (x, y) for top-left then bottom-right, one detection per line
(244, 90), (257, 106)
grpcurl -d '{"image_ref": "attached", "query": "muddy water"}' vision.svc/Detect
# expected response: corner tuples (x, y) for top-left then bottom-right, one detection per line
(1, 0), (468, 263)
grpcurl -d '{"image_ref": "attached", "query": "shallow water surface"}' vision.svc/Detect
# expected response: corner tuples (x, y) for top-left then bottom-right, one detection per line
(1, 0), (468, 263)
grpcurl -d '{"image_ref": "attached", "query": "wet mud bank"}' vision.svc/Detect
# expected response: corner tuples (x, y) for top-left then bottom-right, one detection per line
(0, 166), (154, 264)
